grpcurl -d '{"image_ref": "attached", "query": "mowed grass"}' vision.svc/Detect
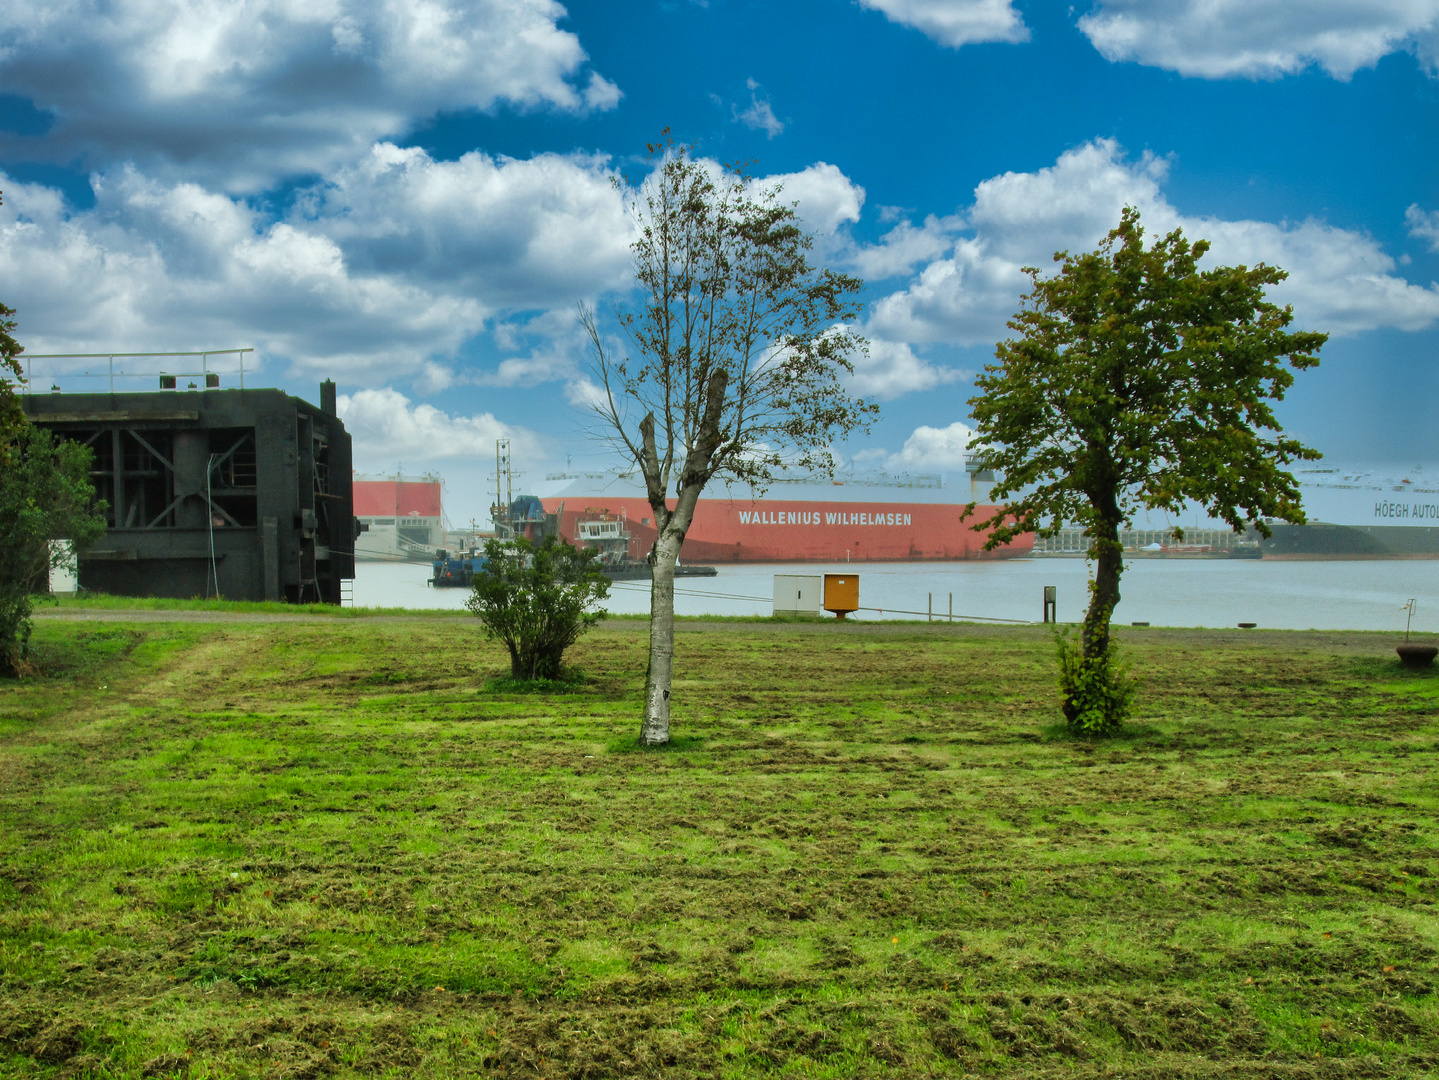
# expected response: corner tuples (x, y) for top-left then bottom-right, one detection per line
(38, 593), (450, 618)
(1, 617), (1437, 1079)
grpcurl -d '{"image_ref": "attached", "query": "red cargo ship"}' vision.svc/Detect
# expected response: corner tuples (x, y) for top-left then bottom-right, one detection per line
(539, 470), (1031, 563)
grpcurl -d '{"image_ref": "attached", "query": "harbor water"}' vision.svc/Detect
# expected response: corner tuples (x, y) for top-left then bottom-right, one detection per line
(352, 558), (1439, 634)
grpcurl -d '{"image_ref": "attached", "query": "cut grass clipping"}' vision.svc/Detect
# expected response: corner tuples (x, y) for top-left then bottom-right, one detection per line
(1, 618), (1437, 1078)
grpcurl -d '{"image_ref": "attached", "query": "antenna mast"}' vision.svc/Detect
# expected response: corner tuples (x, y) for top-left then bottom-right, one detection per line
(492, 439), (514, 534)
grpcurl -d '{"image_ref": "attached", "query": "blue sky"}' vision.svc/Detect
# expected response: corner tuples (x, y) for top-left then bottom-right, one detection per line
(2, 0), (1437, 521)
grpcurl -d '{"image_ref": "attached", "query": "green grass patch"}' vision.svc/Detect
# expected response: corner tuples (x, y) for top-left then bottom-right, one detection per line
(1, 619), (1437, 1077)
(481, 669), (593, 694)
(605, 732), (707, 753)
(34, 591), (464, 618)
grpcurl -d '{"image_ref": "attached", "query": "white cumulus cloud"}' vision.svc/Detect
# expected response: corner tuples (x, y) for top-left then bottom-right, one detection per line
(0, 0), (620, 190)
(868, 236), (1030, 346)
(856, 420), (975, 471)
(0, 146), (629, 378)
(857, 0), (1029, 47)
(1077, 0), (1439, 80)
(762, 161), (865, 237)
(1407, 204), (1439, 251)
(296, 143), (632, 311)
(846, 336), (967, 400)
(0, 146), (885, 401)
(847, 213), (964, 281)
(337, 387), (543, 465)
(475, 309), (591, 388)
(0, 167), (483, 375)
(867, 138), (1439, 347)
(735, 78), (785, 138)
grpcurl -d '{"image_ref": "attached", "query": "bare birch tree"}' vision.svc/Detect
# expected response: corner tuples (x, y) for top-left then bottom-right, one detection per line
(584, 135), (875, 745)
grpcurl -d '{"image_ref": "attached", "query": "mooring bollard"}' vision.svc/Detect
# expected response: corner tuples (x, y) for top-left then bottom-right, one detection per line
(1043, 585), (1057, 624)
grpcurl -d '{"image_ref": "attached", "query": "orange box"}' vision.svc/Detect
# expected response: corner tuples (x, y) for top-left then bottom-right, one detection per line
(823, 573), (859, 619)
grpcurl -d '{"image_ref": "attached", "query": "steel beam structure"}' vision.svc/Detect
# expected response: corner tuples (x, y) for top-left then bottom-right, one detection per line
(23, 384), (355, 603)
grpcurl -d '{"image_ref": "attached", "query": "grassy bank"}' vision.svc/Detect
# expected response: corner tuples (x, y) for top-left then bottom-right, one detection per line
(1, 619), (1436, 1078)
(35, 593), (455, 619)
(33, 593), (783, 623)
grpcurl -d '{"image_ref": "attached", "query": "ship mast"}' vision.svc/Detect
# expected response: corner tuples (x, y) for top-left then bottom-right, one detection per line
(492, 439), (514, 537)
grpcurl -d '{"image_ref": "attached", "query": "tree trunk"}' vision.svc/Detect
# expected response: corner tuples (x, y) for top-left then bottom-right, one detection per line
(1083, 516), (1123, 660)
(641, 527), (684, 744)
(635, 370), (728, 747)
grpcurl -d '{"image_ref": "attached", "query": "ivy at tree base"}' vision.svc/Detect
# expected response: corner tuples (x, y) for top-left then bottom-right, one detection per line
(1054, 628), (1138, 736)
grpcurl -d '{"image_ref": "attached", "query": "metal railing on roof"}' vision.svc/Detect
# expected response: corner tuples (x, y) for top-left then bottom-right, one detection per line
(21, 349), (254, 394)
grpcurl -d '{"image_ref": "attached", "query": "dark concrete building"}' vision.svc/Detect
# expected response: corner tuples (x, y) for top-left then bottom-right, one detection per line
(23, 382), (356, 603)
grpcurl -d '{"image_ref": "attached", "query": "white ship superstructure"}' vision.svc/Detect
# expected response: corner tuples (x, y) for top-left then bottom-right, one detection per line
(353, 472), (445, 562)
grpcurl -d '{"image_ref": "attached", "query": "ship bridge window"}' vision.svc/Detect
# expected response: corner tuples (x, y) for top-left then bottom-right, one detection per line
(374, 518), (395, 525)
(579, 521), (623, 539)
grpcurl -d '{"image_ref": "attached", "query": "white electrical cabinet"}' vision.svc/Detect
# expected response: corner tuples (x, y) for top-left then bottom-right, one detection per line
(773, 574), (823, 616)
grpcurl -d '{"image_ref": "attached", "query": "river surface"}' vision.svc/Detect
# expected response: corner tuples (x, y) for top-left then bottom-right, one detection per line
(352, 557), (1439, 633)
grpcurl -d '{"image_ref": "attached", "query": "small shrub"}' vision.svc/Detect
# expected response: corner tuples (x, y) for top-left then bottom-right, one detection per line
(1054, 626), (1137, 736)
(465, 536), (609, 681)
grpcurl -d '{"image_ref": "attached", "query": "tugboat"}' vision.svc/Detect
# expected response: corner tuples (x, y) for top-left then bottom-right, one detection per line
(429, 547), (486, 588)
(429, 494), (561, 588)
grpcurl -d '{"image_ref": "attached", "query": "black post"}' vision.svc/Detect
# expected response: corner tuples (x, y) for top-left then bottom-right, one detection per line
(1043, 585), (1057, 624)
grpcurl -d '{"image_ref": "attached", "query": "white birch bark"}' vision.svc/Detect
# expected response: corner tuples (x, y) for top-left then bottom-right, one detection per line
(631, 365), (726, 746)
(640, 528), (683, 744)
(581, 146), (870, 747)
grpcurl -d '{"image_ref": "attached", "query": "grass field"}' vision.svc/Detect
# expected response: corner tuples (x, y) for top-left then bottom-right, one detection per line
(37, 594), (451, 619)
(1, 615), (1437, 1078)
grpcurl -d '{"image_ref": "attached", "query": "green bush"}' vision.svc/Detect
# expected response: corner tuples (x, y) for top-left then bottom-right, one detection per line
(465, 536), (610, 681)
(1, 426), (107, 677)
(1054, 626), (1137, 736)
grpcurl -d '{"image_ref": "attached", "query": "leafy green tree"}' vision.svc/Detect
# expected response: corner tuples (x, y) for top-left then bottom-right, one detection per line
(465, 536), (610, 682)
(0, 272), (26, 460)
(584, 133), (875, 745)
(966, 207), (1326, 734)
(1, 426), (108, 676)
(2, 262), (109, 675)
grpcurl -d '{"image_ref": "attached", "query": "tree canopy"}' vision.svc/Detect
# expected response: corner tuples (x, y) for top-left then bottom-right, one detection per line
(0, 287), (107, 674)
(966, 207), (1326, 732)
(585, 134), (874, 744)
(0, 425), (107, 676)
(0, 288), (25, 464)
(586, 135), (874, 498)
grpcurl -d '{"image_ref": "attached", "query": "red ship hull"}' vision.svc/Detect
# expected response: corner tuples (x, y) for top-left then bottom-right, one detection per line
(541, 496), (1031, 562)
